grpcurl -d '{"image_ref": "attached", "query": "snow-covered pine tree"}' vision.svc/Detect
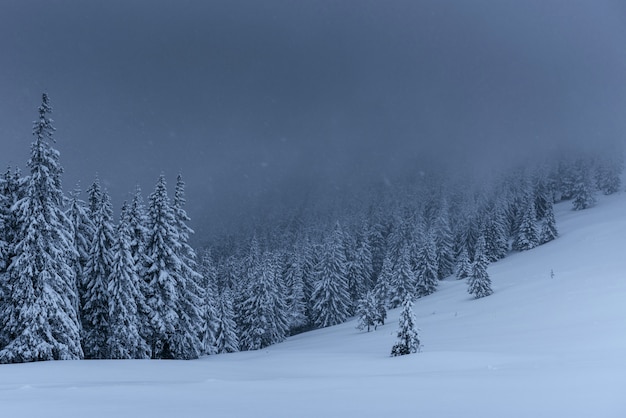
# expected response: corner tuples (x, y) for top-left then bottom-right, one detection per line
(0, 93), (82, 363)
(0, 174), (10, 277)
(82, 188), (115, 359)
(199, 249), (220, 355)
(513, 200), (539, 251)
(0, 173), (11, 349)
(145, 175), (202, 359)
(415, 231), (439, 297)
(356, 290), (385, 332)
(390, 296), (421, 356)
(434, 201), (455, 279)
(172, 174), (205, 356)
(594, 150), (622, 195)
(571, 160), (596, 210)
(108, 201), (149, 359)
(214, 287), (239, 353)
(346, 234), (373, 313)
(66, 187), (94, 320)
(299, 235), (319, 323)
(126, 186), (152, 344)
(282, 250), (308, 333)
(539, 198), (558, 244)
(0, 167), (27, 352)
(365, 217), (387, 284)
(455, 248), (471, 280)
(482, 200), (509, 262)
(238, 252), (288, 350)
(86, 177), (103, 218)
(373, 253), (393, 308)
(467, 236), (493, 299)
(311, 222), (351, 328)
(389, 245), (417, 308)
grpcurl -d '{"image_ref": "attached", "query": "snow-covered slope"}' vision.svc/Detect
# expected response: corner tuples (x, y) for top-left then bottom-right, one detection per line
(2, 193), (625, 418)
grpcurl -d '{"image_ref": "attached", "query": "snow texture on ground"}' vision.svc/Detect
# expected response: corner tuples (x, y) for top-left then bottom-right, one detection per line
(1, 193), (625, 417)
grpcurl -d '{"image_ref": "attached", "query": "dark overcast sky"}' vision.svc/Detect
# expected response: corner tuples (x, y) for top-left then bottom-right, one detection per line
(1, 0), (625, 240)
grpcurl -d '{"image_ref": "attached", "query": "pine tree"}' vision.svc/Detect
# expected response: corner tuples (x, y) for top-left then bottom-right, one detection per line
(214, 287), (239, 353)
(82, 188), (115, 359)
(467, 236), (493, 299)
(513, 200), (539, 251)
(482, 201), (509, 262)
(66, 187), (94, 321)
(126, 186), (152, 345)
(373, 253), (393, 308)
(108, 202), (149, 359)
(144, 175), (202, 359)
(239, 252), (288, 350)
(0, 93), (82, 363)
(414, 232), (439, 297)
(199, 249), (220, 355)
(389, 245), (417, 308)
(172, 174), (205, 356)
(391, 297), (421, 356)
(282, 250), (308, 333)
(539, 199), (558, 244)
(346, 235), (373, 313)
(594, 151), (622, 195)
(356, 290), (385, 332)
(434, 201), (455, 279)
(311, 223), (351, 328)
(455, 248), (472, 280)
(571, 161), (596, 210)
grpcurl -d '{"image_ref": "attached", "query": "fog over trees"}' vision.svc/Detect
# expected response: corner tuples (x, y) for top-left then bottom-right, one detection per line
(0, 1), (625, 361)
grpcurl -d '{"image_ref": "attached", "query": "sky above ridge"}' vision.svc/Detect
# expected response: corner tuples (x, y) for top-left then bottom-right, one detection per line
(1, 0), (625, 242)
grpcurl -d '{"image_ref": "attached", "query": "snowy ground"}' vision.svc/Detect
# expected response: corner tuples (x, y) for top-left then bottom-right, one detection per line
(1, 193), (626, 418)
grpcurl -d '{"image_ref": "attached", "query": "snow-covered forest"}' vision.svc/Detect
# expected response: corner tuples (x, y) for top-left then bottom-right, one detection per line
(0, 94), (623, 363)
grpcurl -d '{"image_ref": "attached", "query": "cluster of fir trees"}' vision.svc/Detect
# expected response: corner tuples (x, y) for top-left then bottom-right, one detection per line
(0, 95), (210, 362)
(203, 145), (622, 349)
(1, 95), (623, 362)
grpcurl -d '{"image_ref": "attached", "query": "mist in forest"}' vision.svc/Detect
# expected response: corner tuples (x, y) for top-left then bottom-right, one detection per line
(1, 0), (625, 241)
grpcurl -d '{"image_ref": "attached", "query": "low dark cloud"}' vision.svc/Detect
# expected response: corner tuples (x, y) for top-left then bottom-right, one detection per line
(1, 0), (625, 241)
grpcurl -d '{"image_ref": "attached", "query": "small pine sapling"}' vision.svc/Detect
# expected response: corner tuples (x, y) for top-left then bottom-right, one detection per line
(391, 297), (421, 356)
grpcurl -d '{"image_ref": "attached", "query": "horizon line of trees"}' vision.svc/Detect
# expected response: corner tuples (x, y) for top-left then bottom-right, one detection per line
(0, 94), (622, 363)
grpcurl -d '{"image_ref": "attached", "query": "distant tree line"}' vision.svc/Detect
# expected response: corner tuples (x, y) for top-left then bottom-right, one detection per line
(0, 94), (622, 362)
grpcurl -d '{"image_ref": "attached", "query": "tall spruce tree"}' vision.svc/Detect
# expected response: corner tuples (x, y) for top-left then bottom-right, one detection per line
(239, 252), (288, 350)
(144, 175), (202, 359)
(346, 235), (373, 313)
(282, 250), (308, 333)
(108, 202), (149, 359)
(455, 248), (472, 280)
(571, 161), (596, 210)
(311, 222), (351, 328)
(373, 253), (393, 308)
(482, 200), (509, 262)
(214, 287), (239, 353)
(199, 249), (220, 355)
(66, 187), (94, 322)
(467, 236), (493, 299)
(389, 245), (417, 308)
(172, 174), (205, 355)
(539, 199), (558, 244)
(513, 200), (539, 251)
(434, 201), (455, 279)
(127, 186), (152, 345)
(414, 231), (439, 297)
(82, 188), (115, 359)
(0, 94), (82, 363)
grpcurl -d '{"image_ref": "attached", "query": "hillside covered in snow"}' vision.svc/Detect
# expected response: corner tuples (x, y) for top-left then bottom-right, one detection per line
(1, 190), (625, 417)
